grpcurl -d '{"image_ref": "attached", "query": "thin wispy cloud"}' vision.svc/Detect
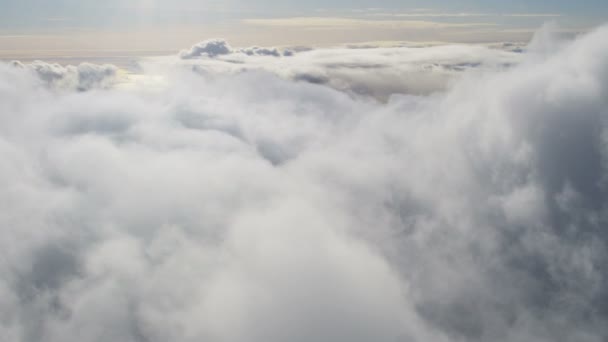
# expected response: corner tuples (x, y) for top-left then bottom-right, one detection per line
(367, 12), (563, 18)
(503, 13), (563, 17)
(242, 17), (498, 29)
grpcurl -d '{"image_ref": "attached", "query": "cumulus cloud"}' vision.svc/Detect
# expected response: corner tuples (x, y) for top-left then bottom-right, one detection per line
(180, 39), (289, 59)
(2, 24), (608, 342)
(180, 39), (234, 59)
(169, 40), (522, 99)
(240, 46), (282, 57)
(10, 60), (119, 91)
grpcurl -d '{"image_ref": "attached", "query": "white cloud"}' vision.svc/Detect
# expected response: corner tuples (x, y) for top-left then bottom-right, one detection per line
(169, 39), (522, 100)
(1, 24), (608, 342)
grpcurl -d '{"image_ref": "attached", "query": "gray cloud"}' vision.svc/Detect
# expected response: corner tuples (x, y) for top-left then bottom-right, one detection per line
(180, 39), (234, 59)
(240, 46), (282, 57)
(180, 39), (289, 60)
(10, 61), (119, 91)
(1, 24), (608, 342)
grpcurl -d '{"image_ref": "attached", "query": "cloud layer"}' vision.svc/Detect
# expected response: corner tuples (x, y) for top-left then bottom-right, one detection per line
(1, 25), (608, 342)
(172, 39), (522, 100)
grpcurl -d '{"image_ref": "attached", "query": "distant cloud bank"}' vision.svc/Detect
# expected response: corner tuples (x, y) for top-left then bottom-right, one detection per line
(174, 38), (523, 99)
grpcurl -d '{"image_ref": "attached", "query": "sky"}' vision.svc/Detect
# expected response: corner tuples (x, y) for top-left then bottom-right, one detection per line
(1, 0), (607, 60)
(2, 2), (608, 342)
(2, 21), (608, 342)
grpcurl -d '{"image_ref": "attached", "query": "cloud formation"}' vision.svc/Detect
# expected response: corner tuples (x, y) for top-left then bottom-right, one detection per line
(2, 24), (608, 342)
(180, 39), (290, 60)
(180, 39), (234, 59)
(242, 17), (496, 29)
(10, 60), (119, 91)
(171, 40), (522, 99)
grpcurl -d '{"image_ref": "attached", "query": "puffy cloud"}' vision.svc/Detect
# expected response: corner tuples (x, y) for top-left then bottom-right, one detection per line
(180, 39), (233, 59)
(10, 60), (119, 91)
(168, 40), (522, 99)
(180, 39), (288, 59)
(1, 24), (608, 342)
(240, 46), (282, 57)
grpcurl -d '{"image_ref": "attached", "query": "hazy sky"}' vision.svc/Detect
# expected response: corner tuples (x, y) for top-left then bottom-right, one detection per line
(1, 0), (607, 59)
